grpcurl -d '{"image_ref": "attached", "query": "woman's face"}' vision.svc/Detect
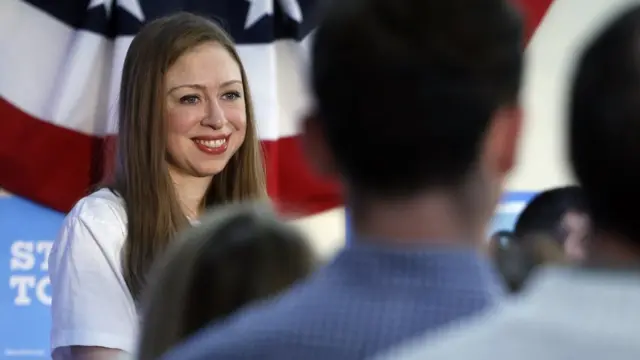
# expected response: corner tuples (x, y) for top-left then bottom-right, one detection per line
(164, 41), (247, 178)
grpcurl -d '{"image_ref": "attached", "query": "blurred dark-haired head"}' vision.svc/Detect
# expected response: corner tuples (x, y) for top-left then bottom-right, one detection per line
(569, 5), (640, 257)
(514, 186), (590, 261)
(302, 0), (525, 224)
(137, 202), (317, 360)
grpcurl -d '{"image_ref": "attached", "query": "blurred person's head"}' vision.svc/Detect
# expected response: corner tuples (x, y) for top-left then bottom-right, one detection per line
(137, 202), (317, 360)
(514, 186), (590, 262)
(569, 5), (640, 264)
(489, 231), (567, 293)
(111, 12), (267, 300)
(302, 0), (524, 244)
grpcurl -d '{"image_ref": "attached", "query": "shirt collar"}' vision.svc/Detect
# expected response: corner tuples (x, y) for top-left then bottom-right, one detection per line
(325, 238), (505, 296)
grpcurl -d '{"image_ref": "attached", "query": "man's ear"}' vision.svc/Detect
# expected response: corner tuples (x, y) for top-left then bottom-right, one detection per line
(300, 112), (337, 177)
(483, 105), (523, 177)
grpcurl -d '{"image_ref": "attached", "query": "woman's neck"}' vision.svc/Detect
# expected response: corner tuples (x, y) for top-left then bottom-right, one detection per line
(169, 168), (212, 220)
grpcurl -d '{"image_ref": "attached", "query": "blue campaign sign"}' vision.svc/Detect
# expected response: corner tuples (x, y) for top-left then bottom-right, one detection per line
(489, 191), (537, 234)
(0, 195), (64, 359)
(345, 191), (537, 244)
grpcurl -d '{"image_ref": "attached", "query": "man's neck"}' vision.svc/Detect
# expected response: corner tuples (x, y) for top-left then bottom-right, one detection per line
(349, 192), (489, 248)
(169, 168), (212, 219)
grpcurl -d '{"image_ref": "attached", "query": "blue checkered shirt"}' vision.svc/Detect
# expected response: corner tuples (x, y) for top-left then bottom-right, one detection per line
(162, 242), (505, 360)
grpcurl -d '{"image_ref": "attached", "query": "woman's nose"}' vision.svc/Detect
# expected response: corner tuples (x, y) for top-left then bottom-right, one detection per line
(202, 98), (226, 129)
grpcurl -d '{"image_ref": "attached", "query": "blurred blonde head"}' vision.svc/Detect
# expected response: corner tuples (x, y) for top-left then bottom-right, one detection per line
(137, 202), (317, 360)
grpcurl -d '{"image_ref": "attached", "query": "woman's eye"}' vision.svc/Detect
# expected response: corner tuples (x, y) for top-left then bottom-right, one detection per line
(180, 95), (200, 104)
(221, 91), (242, 101)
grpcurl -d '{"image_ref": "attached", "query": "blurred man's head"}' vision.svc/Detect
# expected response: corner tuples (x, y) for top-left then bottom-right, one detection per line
(514, 186), (590, 262)
(302, 0), (524, 237)
(569, 5), (640, 261)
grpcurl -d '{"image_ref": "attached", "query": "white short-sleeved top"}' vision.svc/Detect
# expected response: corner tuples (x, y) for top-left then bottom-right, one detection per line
(48, 188), (138, 354)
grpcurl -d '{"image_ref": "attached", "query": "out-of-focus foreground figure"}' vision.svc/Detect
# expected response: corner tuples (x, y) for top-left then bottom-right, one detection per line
(378, 4), (640, 360)
(487, 185), (589, 291)
(137, 202), (317, 360)
(513, 186), (590, 262)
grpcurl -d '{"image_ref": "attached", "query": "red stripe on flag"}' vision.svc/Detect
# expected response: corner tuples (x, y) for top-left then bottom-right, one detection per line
(0, 97), (342, 215)
(513, 0), (556, 43)
(262, 137), (343, 216)
(0, 97), (104, 210)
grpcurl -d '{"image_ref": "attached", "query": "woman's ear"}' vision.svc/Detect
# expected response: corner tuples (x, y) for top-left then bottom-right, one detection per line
(300, 112), (337, 177)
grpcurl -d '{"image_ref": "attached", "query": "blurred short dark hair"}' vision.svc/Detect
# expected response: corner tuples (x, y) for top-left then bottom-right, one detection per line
(514, 186), (587, 241)
(311, 0), (524, 195)
(569, 5), (640, 242)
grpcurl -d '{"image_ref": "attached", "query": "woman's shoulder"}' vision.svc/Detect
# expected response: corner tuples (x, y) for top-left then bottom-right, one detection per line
(67, 188), (127, 225)
(53, 189), (128, 272)
(60, 188), (128, 246)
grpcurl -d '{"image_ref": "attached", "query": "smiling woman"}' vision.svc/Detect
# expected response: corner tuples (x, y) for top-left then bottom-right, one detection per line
(164, 44), (248, 179)
(165, 42), (247, 198)
(47, 12), (267, 360)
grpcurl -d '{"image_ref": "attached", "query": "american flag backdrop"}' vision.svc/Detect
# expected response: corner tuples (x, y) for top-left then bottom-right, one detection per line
(0, 0), (340, 216)
(0, 0), (621, 216)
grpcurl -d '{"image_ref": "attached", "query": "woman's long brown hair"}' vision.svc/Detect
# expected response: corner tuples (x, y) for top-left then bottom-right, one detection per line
(112, 12), (266, 302)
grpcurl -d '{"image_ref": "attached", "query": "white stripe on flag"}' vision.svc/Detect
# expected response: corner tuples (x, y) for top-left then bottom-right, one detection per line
(1, 0), (79, 126)
(0, 0), (312, 141)
(510, 0), (639, 189)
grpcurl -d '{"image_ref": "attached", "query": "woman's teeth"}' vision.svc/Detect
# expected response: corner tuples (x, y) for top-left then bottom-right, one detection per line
(195, 139), (226, 148)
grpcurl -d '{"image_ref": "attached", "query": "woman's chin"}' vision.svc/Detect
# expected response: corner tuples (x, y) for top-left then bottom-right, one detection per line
(192, 163), (229, 177)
